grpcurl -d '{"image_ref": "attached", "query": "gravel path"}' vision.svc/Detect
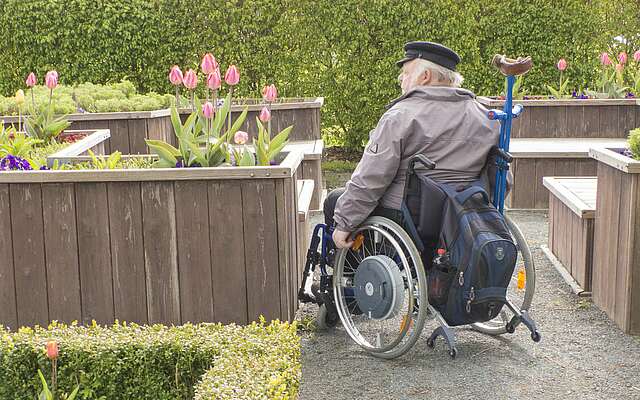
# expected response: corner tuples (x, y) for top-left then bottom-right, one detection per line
(298, 210), (640, 400)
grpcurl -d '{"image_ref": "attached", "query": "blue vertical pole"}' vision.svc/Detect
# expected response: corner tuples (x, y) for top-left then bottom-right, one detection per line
(496, 75), (516, 213)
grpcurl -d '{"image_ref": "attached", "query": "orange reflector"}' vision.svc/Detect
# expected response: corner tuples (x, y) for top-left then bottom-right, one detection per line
(400, 315), (413, 332)
(352, 234), (365, 251)
(517, 268), (526, 290)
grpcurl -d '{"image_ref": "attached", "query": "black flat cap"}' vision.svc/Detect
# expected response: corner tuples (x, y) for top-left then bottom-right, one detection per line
(396, 41), (461, 71)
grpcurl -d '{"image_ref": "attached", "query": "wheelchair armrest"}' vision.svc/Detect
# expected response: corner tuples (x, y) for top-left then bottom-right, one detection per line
(409, 155), (436, 173)
(490, 146), (513, 163)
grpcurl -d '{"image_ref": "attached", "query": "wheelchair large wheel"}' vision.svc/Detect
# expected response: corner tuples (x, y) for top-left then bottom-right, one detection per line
(332, 216), (429, 359)
(471, 213), (536, 335)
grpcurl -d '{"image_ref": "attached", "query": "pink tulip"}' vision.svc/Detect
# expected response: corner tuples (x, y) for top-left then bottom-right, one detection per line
(618, 52), (628, 65)
(25, 72), (37, 88)
(556, 58), (567, 71)
(207, 70), (222, 91)
(234, 131), (249, 145)
(262, 84), (278, 102)
(224, 65), (240, 86)
(616, 63), (624, 73)
(634, 50), (640, 63)
(259, 106), (271, 122)
(202, 101), (214, 119)
(183, 69), (198, 90)
(169, 65), (183, 85)
(600, 52), (612, 66)
(46, 341), (58, 360)
(44, 70), (58, 89)
(201, 53), (218, 75)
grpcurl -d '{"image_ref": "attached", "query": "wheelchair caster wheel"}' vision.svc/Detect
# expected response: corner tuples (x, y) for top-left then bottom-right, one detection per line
(316, 304), (339, 330)
(531, 331), (541, 342)
(449, 348), (458, 359)
(505, 322), (515, 334)
(426, 338), (435, 349)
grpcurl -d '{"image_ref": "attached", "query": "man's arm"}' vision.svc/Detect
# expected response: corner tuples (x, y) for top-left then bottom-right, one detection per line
(333, 109), (405, 239)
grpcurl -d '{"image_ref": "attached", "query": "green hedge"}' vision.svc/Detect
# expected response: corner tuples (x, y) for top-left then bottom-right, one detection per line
(0, 0), (637, 148)
(0, 320), (300, 400)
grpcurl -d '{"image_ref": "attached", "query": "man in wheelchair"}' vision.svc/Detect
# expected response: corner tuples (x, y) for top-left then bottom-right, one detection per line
(305, 42), (539, 359)
(326, 41), (503, 249)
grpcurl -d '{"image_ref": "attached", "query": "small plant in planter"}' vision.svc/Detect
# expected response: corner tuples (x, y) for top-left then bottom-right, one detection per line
(23, 71), (71, 142)
(546, 58), (571, 98)
(627, 128), (640, 160)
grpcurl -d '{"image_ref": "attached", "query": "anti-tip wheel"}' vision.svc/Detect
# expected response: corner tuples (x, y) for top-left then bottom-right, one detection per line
(505, 322), (516, 334)
(426, 338), (435, 349)
(531, 330), (541, 342)
(316, 304), (338, 330)
(449, 348), (458, 359)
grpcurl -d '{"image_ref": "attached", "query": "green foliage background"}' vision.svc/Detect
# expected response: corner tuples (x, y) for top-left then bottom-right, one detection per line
(0, 0), (638, 148)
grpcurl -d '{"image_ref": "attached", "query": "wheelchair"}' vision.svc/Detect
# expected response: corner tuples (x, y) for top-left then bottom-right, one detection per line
(298, 55), (540, 359)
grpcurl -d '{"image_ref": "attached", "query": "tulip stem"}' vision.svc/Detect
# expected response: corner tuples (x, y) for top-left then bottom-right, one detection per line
(48, 88), (53, 117)
(30, 88), (35, 113)
(175, 87), (180, 107)
(17, 109), (21, 133)
(190, 91), (194, 111)
(267, 102), (272, 140)
(51, 359), (57, 397)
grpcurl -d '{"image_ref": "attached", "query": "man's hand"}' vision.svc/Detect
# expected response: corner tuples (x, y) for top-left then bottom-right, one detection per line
(332, 229), (354, 249)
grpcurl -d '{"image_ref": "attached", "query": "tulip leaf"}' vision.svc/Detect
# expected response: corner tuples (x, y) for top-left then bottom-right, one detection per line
(240, 149), (256, 166)
(228, 107), (248, 137)
(170, 106), (183, 137)
(269, 125), (293, 152)
(145, 139), (181, 156)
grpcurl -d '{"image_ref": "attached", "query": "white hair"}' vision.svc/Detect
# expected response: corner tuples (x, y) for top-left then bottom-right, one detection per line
(412, 58), (464, 88)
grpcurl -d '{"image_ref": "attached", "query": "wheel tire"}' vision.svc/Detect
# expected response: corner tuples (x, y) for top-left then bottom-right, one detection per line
(472, 214), (536, 336)
(449, 348), (458, 359)
(333, 216), (429, 360)
(426, 338), (435, 349)
(531, 331), (541, 342)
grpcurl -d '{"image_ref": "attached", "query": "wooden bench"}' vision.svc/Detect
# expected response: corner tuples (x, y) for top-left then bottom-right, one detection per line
(543, 177), (597, 292)
(508, 138), (626, 209)
(285, 140), (324, 211)
(297, 179), (315, 282)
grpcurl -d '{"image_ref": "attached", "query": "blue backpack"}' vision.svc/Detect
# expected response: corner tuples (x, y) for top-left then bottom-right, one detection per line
(413, 176), (517, 327)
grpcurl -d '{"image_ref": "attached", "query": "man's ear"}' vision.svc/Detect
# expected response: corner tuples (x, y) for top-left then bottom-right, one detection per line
(418, 69), (431, 86)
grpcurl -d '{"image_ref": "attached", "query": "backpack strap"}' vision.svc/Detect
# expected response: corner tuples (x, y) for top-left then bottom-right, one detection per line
(454, 185), (490, 205)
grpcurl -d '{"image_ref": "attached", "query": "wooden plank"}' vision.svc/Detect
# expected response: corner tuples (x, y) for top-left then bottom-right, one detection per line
(575, 159), (597, 176)
(511, 159), (536, 208)
(209, 181), (248, 324)
(510, 138), (627, 158)
(108, 182), (147, 324)
(301, 159), (322, 210)
(629, 174), (640, 333)
(42, 183), (82, 324)
(10, 184), (49, 327)
(584, 219), (595, 292)
(592, 164), (607, 308)
(583, 105), (600, 137)
(542, 177), (596, 218)
(548, 195), (555, 255)
(534, 159), (555, 209)
(175, 181), (214, 323)
(242, 180), (281, 322)
(547, 106), (567, 138)
(614, 171), (633, 329)
(598, 105), (620, 137)
(76, 183), (115, 325)
(570, 213), (581, 278)
(511, 104), (530, 138)
(128, 119), (148, 155)
(528, 106), (548, 138)
(0, 184), (17, 329)
(275, 179), (292, 321)
(566, 106), (585, 137)
(141, 181), (181, 324)
(554, 159), (576, 177)
(290, 172), (300, 318)
(108, 119), (130, 154)
(619, 105), (637, 139)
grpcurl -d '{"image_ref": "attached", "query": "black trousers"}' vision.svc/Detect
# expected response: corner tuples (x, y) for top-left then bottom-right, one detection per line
(323, 188), (403, 229)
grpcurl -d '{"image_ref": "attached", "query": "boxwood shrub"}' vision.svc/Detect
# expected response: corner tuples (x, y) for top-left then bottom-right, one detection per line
(0, 319), (300, 400)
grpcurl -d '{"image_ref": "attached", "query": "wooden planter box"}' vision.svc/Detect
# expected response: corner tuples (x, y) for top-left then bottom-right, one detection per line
(179, 97), (324, 141)
(0, 150), (304, 329)
(589, 147), (640, 334)
(2, 110), (174, 155)
(46, 129), (111, 167)
(478, 97), (639, 139)
(544, 177), (597, 291)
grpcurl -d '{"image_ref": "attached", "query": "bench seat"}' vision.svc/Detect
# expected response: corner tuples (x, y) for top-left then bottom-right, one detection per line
(543, 177), (597, 292)
(508, 138), (625, 209)
(285, 140), (324, 211)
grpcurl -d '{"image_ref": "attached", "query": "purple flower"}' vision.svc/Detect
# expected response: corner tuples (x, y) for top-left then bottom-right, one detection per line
(175, 160), (185, 168)
(625, 92), (636, 99)
(0, 155), (33, 171)
(40, 165), (50, 170)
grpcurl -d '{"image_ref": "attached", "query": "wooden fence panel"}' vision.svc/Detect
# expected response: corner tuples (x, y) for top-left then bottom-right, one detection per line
(42, 183), (82, 323)
(0, 185), (17, 329)
(10, 184), (49, 327)
(76, 183), (115, 325)
(141, 182), (181, 325)
(108, 182), (148, 324)
(175, 181), (214, 323)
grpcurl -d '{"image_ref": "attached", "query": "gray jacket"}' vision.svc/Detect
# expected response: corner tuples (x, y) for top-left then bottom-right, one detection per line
(333, 86), (502, 232)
